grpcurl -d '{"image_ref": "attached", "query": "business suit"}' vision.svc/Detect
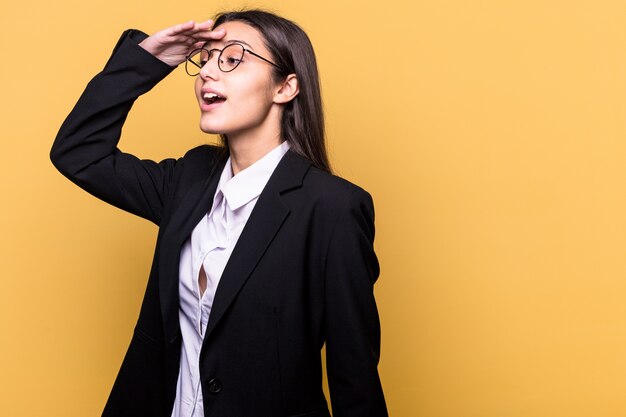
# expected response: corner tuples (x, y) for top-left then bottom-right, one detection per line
(51, 29), (387, 417)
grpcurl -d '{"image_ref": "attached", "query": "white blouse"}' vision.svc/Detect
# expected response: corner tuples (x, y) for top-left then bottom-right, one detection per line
(170, 140), (291, 417)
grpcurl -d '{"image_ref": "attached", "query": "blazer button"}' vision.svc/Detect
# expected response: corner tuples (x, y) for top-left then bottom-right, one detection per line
(207, 378), (222, 394)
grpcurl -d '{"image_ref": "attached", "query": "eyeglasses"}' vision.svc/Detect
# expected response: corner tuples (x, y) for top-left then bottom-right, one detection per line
(185, 43), (282, 76)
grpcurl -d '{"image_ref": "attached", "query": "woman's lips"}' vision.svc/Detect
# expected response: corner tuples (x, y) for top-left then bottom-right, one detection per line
(200, 99), (226, 112)
(199, 88), (227, 112)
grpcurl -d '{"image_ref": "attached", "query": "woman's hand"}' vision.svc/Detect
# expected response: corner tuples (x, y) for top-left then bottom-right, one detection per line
(138, 19), (226, 67)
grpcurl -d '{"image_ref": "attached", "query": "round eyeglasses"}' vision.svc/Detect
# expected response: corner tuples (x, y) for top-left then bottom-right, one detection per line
(185, 44), (282, 76)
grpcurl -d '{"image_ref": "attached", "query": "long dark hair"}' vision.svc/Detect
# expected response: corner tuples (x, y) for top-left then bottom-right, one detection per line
(213, 9), (331, 173)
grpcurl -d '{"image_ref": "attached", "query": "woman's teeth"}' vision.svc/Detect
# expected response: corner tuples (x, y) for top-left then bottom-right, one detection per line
(203, 92), (226, 104)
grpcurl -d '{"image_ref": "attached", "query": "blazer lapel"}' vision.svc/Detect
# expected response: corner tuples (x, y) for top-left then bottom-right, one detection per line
(158, 152), (228, 343)
(201, 150), (311, 346)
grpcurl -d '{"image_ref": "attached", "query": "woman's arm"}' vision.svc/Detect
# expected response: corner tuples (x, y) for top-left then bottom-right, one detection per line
(324, 188), (388, 417)
(50, 21), (224, 225)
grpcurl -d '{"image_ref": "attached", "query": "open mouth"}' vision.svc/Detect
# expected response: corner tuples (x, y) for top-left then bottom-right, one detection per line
(203, 92), (227, 105)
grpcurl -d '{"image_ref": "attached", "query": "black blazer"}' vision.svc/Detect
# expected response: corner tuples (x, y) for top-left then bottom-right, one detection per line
(51, 29), (387, 417)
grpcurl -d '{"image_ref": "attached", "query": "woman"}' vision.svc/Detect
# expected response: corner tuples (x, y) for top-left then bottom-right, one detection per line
(51, 9), (387, 417)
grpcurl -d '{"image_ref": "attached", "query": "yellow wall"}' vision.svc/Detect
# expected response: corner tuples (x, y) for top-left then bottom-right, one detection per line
(2, 0), (626, 416)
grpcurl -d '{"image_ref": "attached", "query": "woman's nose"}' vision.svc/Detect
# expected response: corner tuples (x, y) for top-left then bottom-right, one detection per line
(199, 54), (220, 79)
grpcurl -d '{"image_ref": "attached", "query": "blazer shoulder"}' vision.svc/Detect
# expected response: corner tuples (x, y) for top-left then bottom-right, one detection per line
(296, 166), (375, 224)
(176, 144), (227, 176)
(304, 166), (373, 203)
(182, 143), (225, 162)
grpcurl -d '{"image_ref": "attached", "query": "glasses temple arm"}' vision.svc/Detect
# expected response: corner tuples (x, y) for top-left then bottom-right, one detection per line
(187, 58), (202, 69)
(246, 49), (282, 69)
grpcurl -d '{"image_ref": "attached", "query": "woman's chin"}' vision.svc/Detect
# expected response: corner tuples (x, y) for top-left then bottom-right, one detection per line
(199, 122), (225, 135)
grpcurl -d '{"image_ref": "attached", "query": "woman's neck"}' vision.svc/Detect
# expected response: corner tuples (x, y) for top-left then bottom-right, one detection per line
(226, 107), (283, 175)
(228, 136), (281, 175)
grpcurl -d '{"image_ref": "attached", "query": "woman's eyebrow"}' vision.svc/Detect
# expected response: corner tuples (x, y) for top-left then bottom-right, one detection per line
(226, 39), (253, 49)
(203, 39), (254, 50)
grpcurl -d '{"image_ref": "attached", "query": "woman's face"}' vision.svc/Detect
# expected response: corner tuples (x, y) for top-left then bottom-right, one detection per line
(194, 21), (281, 137)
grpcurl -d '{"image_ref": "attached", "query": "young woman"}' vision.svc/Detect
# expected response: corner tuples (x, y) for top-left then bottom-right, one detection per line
(51, 10), (387, 417)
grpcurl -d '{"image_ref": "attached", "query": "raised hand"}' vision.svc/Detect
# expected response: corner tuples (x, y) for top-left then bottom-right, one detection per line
(138, 19), (226, 67)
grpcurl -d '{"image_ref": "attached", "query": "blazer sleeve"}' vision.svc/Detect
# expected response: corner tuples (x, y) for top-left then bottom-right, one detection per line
(324, 188), (388, 417)
(50, 29), (178, 225)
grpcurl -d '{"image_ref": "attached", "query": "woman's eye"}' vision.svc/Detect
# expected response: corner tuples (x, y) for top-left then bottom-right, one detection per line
(226, 57), (242, 65)
(199, 60), (208, 66)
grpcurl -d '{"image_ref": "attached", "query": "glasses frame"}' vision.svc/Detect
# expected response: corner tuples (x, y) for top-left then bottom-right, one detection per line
(185, 43), (283, 76)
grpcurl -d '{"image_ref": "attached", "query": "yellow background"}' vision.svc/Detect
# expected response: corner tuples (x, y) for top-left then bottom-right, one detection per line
(2, 0), (626, 416)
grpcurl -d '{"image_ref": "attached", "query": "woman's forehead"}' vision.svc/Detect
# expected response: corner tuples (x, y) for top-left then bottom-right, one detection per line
(207, 21), (264, 51)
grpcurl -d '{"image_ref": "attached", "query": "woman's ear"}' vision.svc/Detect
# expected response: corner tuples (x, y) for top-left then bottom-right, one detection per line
(273, 74), (299, 104)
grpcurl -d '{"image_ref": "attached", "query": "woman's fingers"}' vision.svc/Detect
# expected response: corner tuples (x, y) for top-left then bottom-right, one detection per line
(138, 19), (226, 66)
(165, 20), (225, 44)
(171, 19), (216, 36)
(190, 28), (226, 41)
(182, 26), (225, 40)
(192, 40), (207, 49)
(168, 20), (197, 35)
(168, 29), (225, 46)
(171, 31), (225, 48)
(196, 19), (215, 29)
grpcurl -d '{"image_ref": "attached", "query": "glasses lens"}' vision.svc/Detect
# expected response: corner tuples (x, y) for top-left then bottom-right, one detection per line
(186, 48), (212, 76)
(219, 44), (244, 72)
